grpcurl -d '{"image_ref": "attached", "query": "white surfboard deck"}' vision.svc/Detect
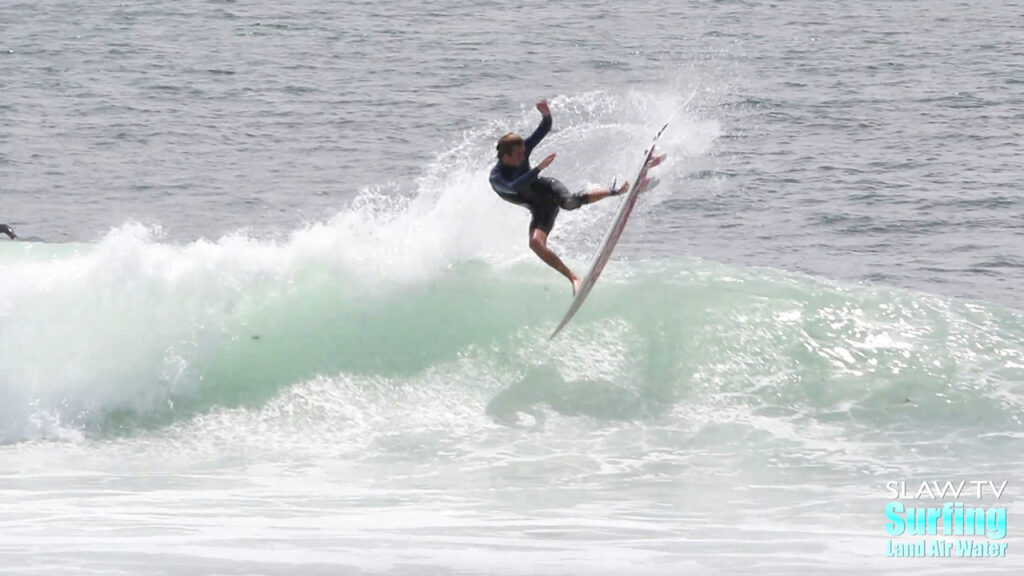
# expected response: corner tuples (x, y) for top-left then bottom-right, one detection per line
(549, 122), (670, 339)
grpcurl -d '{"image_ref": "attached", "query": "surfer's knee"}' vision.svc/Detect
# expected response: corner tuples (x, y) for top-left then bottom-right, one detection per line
(545, 178), (578, 210)
(559, 193), (590, 210)
(529, 229), (547, 252)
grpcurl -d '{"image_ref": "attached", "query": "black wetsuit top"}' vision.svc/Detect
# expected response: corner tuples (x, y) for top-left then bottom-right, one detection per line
(488, 115), (552, 205)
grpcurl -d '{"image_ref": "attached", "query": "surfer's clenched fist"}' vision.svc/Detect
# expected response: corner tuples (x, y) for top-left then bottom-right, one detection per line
(536, 99), (551, 116)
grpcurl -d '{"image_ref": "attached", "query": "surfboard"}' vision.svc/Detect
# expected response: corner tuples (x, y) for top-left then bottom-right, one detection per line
(549, 122), (670, 339)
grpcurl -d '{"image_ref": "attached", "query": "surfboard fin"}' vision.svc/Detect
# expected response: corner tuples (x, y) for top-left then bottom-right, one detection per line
(639, 177), (660, 193)
(646, 152), (666, 169)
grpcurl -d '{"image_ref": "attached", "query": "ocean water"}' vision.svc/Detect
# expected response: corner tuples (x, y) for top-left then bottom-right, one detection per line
(1, 1), (1022, 574)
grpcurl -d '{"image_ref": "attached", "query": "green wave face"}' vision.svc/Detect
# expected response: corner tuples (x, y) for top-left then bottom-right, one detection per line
(2, 233), (1021, 448)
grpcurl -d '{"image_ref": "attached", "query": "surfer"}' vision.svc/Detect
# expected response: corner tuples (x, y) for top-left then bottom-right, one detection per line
(0, 224), (15, 239)
(489, 100), (629, 295)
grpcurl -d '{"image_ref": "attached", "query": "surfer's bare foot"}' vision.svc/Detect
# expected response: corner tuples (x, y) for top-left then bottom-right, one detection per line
(571, 275), (581, 296)
(610, 180), (630, 196)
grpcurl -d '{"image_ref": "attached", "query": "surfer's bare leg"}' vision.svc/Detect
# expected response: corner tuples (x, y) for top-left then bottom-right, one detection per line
(588, 180), (630, 202)
(546, 177), (629, 209)
(529, 228), (580, 295)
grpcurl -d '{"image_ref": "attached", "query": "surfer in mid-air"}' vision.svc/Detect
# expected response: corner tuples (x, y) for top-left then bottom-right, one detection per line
(489, 100), (632, 295)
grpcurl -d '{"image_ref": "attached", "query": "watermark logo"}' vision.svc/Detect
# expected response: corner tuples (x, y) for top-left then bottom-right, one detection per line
(885, 480), (1008, 558)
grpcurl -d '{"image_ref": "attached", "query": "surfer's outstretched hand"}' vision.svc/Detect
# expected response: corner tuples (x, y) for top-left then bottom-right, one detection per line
(536, 99), (551, 116)
(537, 152), (556, 171)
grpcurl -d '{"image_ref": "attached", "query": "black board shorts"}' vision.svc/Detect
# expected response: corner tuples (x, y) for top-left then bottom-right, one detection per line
(521, 177), (581, 234)
(493, 176), (588, 235)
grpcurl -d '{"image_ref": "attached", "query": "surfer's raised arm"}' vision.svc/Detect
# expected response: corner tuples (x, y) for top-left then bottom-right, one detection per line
(523, 100), (552, 154)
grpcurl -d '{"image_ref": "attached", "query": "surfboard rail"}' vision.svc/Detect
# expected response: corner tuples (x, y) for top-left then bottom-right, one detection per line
(548, 121), (670, 339)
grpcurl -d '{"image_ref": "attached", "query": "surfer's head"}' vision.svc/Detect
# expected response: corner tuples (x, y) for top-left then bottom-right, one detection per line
(497, 133), (525, 165)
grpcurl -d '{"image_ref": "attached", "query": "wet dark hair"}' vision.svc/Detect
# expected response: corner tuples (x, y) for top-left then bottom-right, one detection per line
(496, 133), (524, 159)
